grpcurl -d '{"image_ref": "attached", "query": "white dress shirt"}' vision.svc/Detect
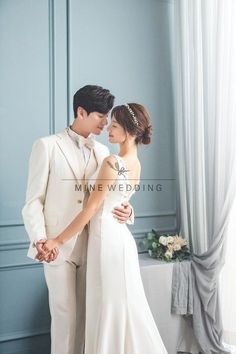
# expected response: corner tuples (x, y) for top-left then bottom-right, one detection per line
(67, 126), (95, 165)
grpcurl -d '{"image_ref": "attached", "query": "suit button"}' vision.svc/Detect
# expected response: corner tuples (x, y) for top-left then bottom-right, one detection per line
(77, 199), (82, 204)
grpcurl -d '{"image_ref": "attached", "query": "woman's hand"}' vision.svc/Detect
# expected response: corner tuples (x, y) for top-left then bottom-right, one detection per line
(44, 248), (59, 263)
(43, 238), (61, 253)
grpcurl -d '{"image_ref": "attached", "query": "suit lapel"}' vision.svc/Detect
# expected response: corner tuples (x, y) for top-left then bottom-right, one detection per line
(56, 129), (86, 181)
(56, 130), (108, 182)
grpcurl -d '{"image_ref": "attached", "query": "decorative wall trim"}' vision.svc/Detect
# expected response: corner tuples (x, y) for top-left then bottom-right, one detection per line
(66, 0), (70, 125)
(0, 211), (175, 226)
(0, 240), (29, 251)
(0, 262), (42, 272)
(135, 211), (176, 218)
(133, 226), (177, 237)
(0, 328), (49, 343)
(48, 0), (55, 134)
(157, 0), (173, 4)
(0, 220), (24, 227)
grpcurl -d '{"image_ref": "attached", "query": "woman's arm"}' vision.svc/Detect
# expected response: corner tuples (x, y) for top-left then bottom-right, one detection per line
(43, 156), (118, 252)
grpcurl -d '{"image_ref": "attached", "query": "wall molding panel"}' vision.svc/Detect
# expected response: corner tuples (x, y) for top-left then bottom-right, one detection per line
(48, 0), (56, 134)
(0, 1), (67, 352)
(0, 328), (50, 343)
(0, 0), (176, 353)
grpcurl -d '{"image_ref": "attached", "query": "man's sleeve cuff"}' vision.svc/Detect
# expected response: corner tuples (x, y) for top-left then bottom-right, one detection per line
(33, 237), (47, 247)
(127, 207), (135, 225)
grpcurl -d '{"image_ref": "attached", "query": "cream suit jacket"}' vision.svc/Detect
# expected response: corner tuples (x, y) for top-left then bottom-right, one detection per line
(22, 129), (109, 265)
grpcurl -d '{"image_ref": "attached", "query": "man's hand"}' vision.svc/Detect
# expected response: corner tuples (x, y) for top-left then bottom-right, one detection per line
(35, 239), (59, 262)
(112, 202), (132, 224)
(35, 239), (47, 261)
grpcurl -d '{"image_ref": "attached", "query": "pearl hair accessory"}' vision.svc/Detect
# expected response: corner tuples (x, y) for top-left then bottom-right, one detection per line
(125, 104), (139, 126)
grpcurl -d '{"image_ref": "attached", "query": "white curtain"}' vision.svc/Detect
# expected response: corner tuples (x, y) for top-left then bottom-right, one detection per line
(173, 0), (236, 253)
(172, 0), (236, 353)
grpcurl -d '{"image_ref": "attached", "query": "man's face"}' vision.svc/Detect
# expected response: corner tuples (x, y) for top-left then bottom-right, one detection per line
(85, 111), (108, 135)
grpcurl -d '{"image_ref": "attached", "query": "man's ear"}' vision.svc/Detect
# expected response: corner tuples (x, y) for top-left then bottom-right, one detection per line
(77, 106), (87, 120)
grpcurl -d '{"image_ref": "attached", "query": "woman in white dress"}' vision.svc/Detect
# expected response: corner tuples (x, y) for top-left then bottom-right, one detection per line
(43, 103), (168, 354)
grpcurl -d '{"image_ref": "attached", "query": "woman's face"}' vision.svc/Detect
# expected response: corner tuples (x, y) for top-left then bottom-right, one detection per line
(107, 116), (127, 144)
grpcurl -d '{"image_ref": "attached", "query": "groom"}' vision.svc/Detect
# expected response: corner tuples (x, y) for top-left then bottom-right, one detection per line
(22, 85), (133, 354)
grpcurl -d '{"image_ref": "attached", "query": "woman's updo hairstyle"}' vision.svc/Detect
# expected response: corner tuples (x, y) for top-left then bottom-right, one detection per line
(111, 103), (152, 145)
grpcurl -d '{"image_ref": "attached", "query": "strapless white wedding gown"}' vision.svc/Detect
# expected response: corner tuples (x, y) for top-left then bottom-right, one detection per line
(85, 155), (167, 354)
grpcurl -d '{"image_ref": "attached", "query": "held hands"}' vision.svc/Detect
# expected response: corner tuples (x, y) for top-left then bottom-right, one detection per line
(35, 202), (132, 262)
(112, 202), (132, 223)
(35, 239), (60, 263)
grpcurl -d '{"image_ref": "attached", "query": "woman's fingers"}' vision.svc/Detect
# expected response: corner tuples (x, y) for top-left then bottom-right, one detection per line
(47, 248), (59, 262)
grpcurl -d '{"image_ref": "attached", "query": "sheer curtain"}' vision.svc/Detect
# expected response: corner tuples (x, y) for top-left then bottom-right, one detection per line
(171, 0), (236, 353)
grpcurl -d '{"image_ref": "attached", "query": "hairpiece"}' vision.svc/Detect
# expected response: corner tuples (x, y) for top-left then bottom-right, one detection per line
(125, 104), (139, 126)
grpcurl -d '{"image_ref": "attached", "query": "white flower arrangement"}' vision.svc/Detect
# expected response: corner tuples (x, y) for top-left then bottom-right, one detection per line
(146, 230), (190, 262)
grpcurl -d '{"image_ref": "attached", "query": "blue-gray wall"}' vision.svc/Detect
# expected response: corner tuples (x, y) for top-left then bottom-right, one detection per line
(0, 0), (175, 352)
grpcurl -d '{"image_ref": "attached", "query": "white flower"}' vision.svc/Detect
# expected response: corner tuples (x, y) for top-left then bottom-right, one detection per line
(167, 244), (174, 251)
(167, 236), (174, 244)
(165, 250), (173, 259)
(173, 243), (181, 251)
(148, 250), (153, 256)
(159, 236), (168, 246)
(152, 242), (157, 249)
(175, 237), (187, 247)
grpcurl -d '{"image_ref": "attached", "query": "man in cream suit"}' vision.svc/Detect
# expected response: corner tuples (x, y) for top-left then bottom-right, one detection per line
(22, 85), (133, 354)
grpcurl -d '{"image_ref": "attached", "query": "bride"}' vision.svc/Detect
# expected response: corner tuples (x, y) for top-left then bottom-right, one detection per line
(43, 103), (167, 354)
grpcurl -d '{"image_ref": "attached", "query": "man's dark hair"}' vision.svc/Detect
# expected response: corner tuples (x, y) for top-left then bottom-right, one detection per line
(73, 85), (115, 117)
